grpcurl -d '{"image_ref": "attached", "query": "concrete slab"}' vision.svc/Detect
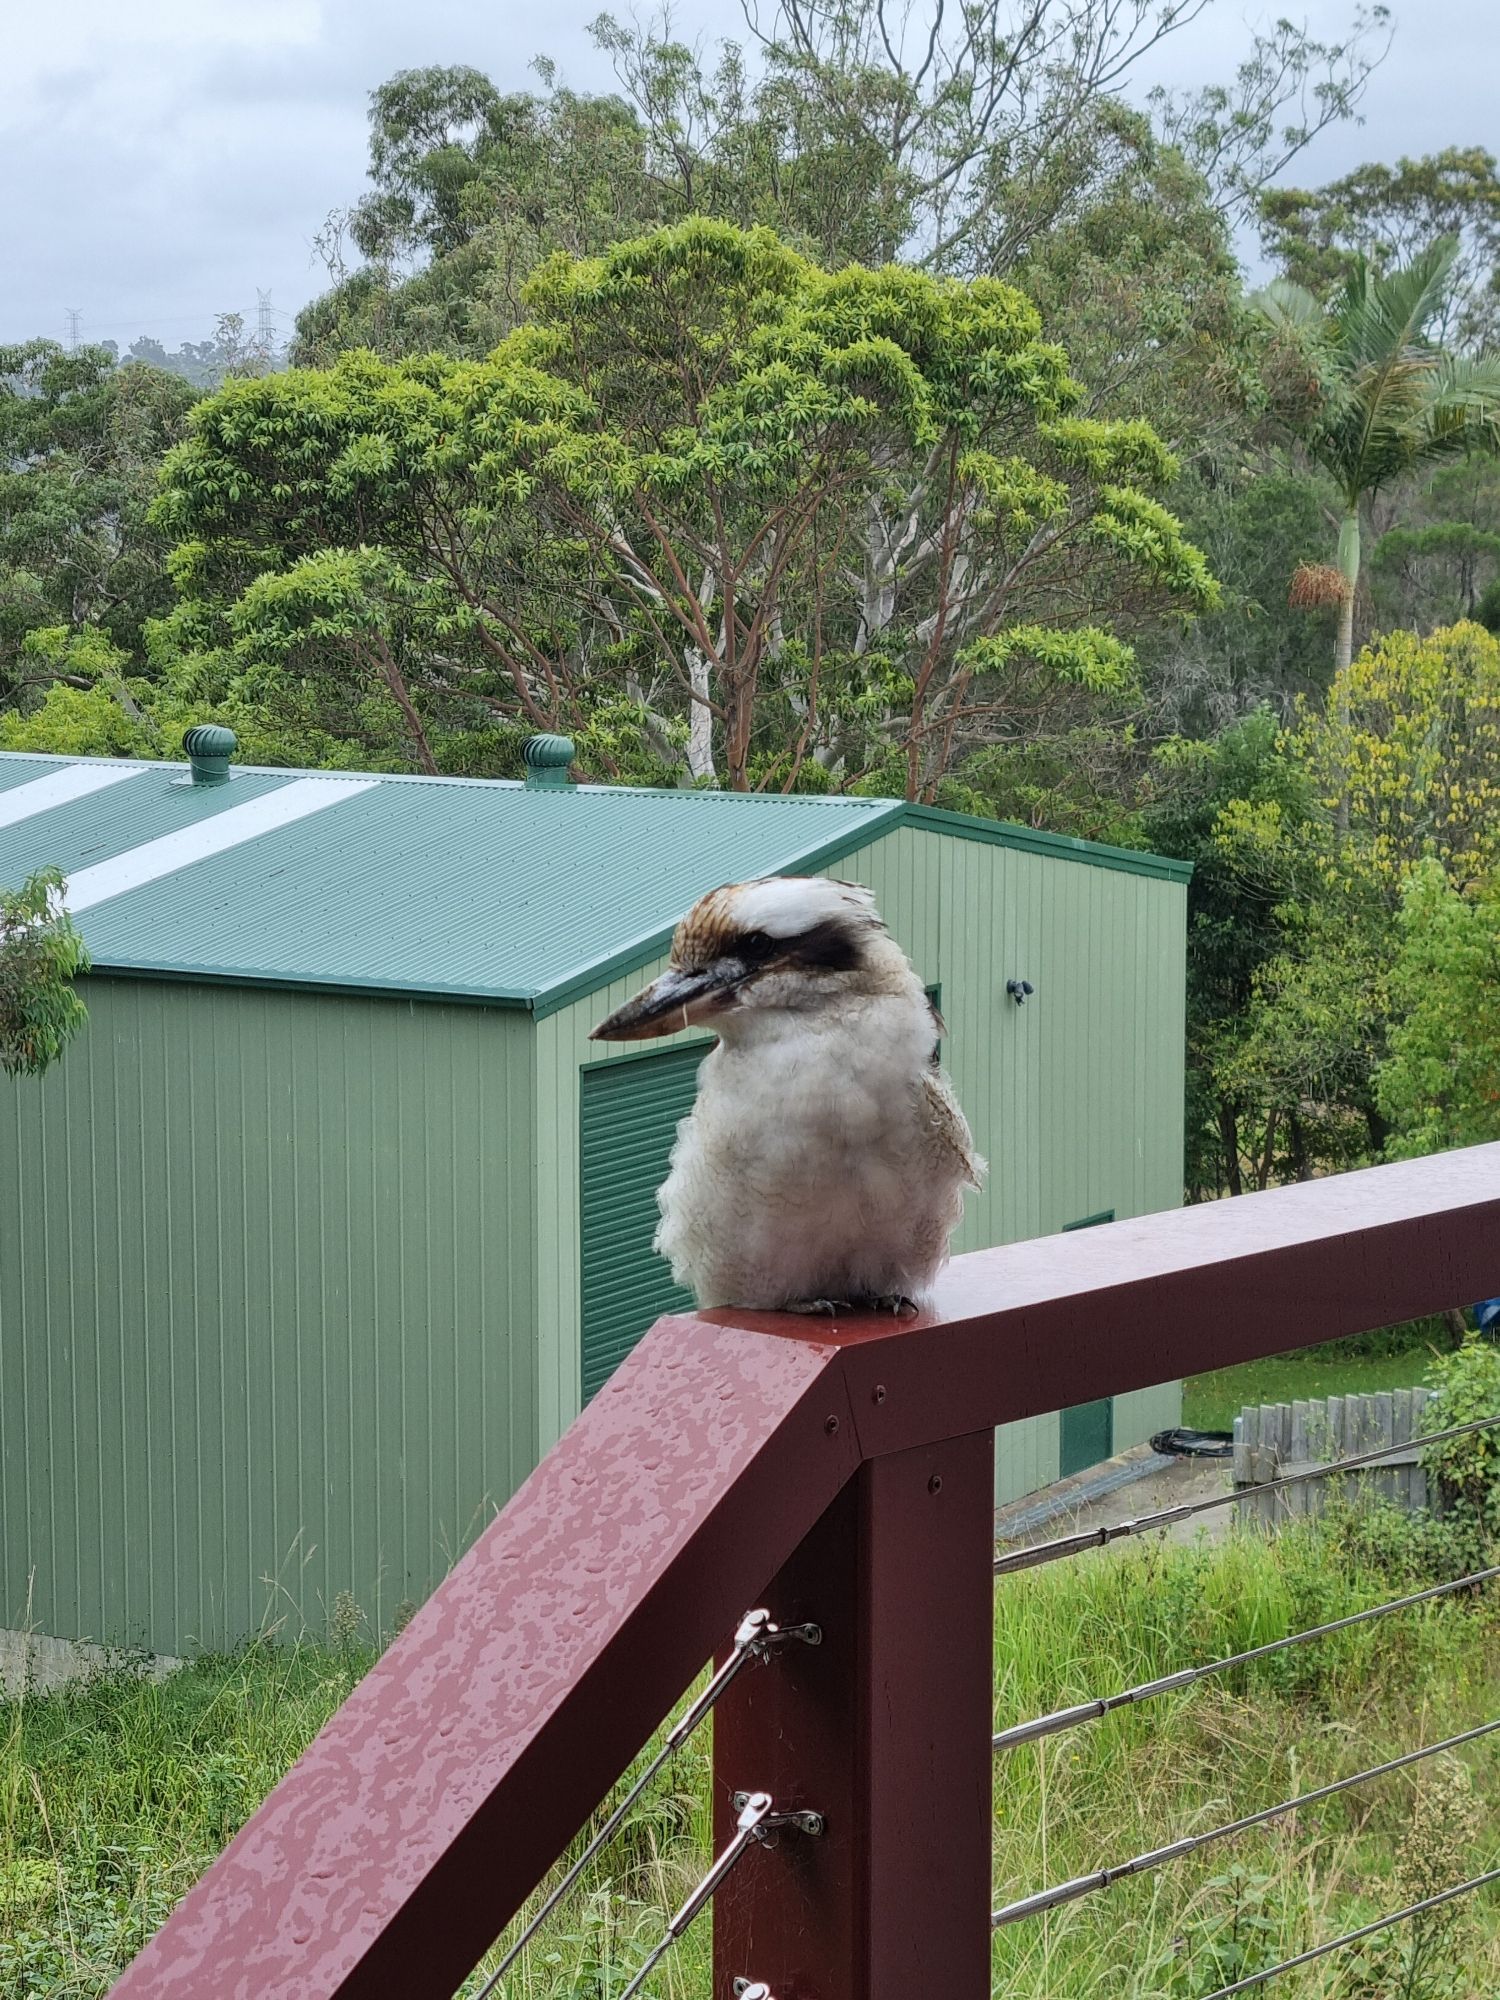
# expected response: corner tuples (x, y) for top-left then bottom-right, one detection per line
(0, 1626), (180, 1696)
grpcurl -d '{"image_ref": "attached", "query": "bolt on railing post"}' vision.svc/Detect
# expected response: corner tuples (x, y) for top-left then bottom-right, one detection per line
(712, 1428), (995, 1999)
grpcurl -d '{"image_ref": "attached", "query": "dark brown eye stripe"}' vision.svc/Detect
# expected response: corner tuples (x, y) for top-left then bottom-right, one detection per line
(782, 918), (862, 972)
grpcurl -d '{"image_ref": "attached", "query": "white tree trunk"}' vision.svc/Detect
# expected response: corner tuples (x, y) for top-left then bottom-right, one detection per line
(685, 648), (716, 781)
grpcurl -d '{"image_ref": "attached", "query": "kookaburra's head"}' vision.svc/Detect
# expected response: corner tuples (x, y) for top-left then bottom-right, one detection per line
(591, 876), (904, 1043)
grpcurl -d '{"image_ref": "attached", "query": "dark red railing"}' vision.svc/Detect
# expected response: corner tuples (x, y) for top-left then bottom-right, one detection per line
(109, 1143), (1500, 2000)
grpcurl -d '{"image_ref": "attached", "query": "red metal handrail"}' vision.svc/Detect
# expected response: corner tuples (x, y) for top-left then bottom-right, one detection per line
(109, 1143), (1500, 2000)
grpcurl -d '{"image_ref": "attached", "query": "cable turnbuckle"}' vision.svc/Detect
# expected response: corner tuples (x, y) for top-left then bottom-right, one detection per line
(735, 1607), (823, 1656)
(731, 1789), (825, 1839)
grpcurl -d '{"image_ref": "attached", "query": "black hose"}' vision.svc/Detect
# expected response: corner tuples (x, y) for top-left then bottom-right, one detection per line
(1150, 1427), (1234, 1459)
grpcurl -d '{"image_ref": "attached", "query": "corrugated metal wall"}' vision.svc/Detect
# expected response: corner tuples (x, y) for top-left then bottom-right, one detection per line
(838, 828), (1185, 1499)
(534, 957), (681, 1449)
(0, 979), (535, 1657)
(579, 1046), (705, 1402)
(541, 825), (1186, 1499)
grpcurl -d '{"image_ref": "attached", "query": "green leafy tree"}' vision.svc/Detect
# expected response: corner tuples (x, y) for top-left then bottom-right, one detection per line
(1146, 5), (1392, 223)
(1368, 454), (1500, 632)
(298, 5), (1387, 363)
(1141, 709), (1321, 1197)
(1141, 467), (1342, 733)
(0, 340), (196, 722)
(162, 221), (1216, 794)
(1250, 237), (1500, 692)
(1260, 146), (1500, 351)
(0, 867), (89, 1078)
(1294, 620), (1500, 892)
(295, 70), (667, 363)
(1377, 859), (1500, 1158)
(1218, 620), (1500, 1179)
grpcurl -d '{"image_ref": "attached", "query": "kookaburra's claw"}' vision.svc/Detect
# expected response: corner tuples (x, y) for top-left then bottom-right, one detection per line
(784, 1294), (919, 1318)
(866, 1293), (920, 1317)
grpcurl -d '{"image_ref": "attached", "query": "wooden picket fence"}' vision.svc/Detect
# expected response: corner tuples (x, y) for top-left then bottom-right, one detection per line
(1233, 1386), (1435, 1524)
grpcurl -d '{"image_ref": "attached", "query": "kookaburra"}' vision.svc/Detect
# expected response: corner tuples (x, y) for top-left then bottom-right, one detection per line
(590, 876), (984, 1314)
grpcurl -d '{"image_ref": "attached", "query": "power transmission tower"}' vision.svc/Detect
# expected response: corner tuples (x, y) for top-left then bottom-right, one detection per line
(256, 289), (276, 365)
(65, 308), (82, 351)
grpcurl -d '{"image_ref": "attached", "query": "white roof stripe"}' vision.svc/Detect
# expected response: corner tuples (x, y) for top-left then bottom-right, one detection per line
(64, 777), (381, 913)
(0, 761), (147, 829)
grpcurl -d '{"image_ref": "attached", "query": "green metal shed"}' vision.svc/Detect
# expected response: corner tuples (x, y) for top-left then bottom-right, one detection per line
(0, 745), (1189, 1656)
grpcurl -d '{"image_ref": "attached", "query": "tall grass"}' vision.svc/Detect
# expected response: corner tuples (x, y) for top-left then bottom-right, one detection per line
(2, 1520), (1496, 1998)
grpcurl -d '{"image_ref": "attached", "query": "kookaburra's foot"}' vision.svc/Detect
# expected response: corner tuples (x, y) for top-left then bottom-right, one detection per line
(784, 1294), (919, 1317)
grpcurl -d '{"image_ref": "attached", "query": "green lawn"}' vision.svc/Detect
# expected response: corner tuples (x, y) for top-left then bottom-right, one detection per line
(1183, 1342), (1446, 1432)
(4, 1520), (1497, 1997)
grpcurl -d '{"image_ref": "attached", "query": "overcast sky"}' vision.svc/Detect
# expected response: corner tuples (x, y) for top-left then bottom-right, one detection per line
(2, 1), (1495, 351)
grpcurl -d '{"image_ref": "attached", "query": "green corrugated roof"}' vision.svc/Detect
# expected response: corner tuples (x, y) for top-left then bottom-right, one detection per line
(0, 752), (1188, 1010)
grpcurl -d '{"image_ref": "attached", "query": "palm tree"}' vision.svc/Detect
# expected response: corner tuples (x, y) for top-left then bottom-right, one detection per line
(1252, 236), (1500, 681)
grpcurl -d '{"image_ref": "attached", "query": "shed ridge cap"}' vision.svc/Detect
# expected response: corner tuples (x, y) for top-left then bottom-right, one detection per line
(895, 803), (1193, 882)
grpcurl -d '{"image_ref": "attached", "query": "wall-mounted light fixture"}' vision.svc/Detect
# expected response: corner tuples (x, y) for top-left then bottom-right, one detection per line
(1006, 979), (1035, 1006)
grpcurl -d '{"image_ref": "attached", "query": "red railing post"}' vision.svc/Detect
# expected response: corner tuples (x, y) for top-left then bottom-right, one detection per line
(713, 1427), (996, 1999)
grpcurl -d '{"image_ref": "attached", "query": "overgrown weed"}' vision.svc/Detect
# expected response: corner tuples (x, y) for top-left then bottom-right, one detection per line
(2, 1520), (1496, 1997)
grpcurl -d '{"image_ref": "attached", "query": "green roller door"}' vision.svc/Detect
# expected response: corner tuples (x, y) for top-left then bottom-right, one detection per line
(580, 1044), (710, 1402)
(1059, 1210), (1115, 1477)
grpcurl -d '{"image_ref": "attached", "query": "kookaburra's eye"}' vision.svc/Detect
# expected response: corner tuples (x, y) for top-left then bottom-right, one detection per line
(736, 929), (778, 963)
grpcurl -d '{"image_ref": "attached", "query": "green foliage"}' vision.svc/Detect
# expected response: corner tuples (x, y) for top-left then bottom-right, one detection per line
(1261, 146), (1500, 352)
(161, 221), (1213, 794)
(1143, 709), (1321, 1196)
(1298, 621), (1500, 892)
(0, 867), (89, 1078)
(1253, 236), (1500, 517)
(1148, 6), (1394, 223)
(1377, 860), (1500, 1156)
(1370, 455), (1500, 634)
(1140, 468), (1340, 734)
(1196, 621), (1500, 1189)
(298, 6), (1388, 363)
(1251, 236), (1500, 676)
(0, 343), (196, 722)
(1421, 1339), (1500, 1540)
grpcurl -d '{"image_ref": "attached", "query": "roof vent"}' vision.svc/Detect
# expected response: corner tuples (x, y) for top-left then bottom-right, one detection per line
(182, 724), (238, 786)
(522, 734), (576, 789)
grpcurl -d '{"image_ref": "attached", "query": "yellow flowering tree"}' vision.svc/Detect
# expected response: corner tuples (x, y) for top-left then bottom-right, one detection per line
(1215, 621), (1500, 1174)
(1293, 620), (1500, 894)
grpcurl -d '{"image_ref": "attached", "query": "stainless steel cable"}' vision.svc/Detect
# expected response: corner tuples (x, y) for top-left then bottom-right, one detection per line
(992, 1562), (1500, 1753)
(991, 1717), (1500, 1927)
(473, 1611), (818, 1998)
(994, 1411), (1500, 1577)
(1195, 1866), (1500, 1998)
(616, 1792), (776, 2000)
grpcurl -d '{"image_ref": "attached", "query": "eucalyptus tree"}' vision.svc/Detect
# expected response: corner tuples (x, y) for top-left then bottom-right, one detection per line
(161, 221), (1215, 794)
(298, 3), (1389, 363)
(0, 341), (195, 716)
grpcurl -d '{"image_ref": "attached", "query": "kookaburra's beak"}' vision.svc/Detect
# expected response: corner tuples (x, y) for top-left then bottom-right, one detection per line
(590, 961), (745, 1042)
